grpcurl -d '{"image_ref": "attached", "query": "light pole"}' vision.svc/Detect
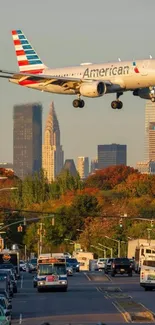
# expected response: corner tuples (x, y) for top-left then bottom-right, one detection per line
(0, 187), (18, 192)
(105, 236), (121, 258)
(98, 243), (113, 258)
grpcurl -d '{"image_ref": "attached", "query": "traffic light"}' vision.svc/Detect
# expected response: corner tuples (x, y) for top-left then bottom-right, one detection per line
(119, 218), (123, 228)
(17, 225), (23, 232)
(151, 219), (154, 228)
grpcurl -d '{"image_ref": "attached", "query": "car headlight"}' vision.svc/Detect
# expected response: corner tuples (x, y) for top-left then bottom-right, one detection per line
(76, 264), (79, 267)
(38, 281), (45, 285)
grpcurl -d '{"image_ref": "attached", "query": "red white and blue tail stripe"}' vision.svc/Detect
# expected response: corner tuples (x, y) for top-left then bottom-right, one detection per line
(12, 30), (46, 74)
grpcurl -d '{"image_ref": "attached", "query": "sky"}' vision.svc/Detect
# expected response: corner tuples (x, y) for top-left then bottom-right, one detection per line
(0, 0), (155, 168)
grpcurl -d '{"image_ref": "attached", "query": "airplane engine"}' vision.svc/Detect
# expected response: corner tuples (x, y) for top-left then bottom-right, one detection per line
(133, 87), (155, 100)
(79, 81), (106, 98)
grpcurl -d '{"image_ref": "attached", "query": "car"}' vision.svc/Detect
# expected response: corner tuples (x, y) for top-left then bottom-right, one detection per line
(97, 258), (107, 271)
(0, 296), (12, 325)
(0, 270), (17, 294)
(66, 258), (80, 272)
(19, 260), (26, 272)
(104, 258), (114, 274)
(33, 275), (38, 288)
(0, 305), (10, 325)
(66, 263), (73, 276)
(28, 259), (37, 273)
(0, 264), (17, 280)
(0, 290), (11, 304)
(111, 258), (132, 277)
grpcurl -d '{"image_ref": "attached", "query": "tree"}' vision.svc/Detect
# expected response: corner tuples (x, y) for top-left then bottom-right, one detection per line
(85, 165), (138, 190)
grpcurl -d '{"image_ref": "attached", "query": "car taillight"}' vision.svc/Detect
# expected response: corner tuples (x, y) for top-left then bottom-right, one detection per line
(141, 272), (144, 279)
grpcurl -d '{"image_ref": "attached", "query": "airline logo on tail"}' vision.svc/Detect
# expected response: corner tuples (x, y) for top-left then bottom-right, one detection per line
(12, 30), (45, 74)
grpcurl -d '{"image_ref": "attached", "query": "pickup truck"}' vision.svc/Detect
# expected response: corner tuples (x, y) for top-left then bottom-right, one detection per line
(111, 258), (132, 277)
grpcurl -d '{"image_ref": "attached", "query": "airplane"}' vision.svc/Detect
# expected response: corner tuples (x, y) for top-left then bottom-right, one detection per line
(0, 29), (155, 109)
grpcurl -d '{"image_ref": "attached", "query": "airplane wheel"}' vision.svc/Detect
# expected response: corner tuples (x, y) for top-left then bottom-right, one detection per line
(73, 99), (80, 108)
(117, 101), (123, 109)
(79, 100), (85, 108)
(151, 98), (155, 102)
(111, 101), (118, 109)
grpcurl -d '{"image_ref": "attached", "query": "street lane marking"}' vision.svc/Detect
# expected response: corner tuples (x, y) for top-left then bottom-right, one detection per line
(20, 275), (23, 289)
(112, 301), (129, 323)
(84, 272), (91, 281)
(19, 313), (22, 324)
(105, 274), (112, 282)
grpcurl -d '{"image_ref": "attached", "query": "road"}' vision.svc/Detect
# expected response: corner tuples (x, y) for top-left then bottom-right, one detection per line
(11, 271), (155, 325)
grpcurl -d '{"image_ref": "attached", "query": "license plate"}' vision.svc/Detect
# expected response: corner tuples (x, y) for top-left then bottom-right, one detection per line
(120, 269), (124, 272)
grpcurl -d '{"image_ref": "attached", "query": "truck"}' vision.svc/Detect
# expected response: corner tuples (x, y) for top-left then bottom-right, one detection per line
(37, 255), (67, 292)
(134, 244), (155, 273)
(72, 251), (94, 271)
(0, 250), (20, 279)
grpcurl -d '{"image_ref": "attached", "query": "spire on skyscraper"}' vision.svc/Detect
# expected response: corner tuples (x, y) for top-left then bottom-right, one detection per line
(42, 102), (64, 182)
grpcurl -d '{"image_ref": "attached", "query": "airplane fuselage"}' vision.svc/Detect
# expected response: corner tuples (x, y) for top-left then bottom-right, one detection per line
(9, 59), (155, 95)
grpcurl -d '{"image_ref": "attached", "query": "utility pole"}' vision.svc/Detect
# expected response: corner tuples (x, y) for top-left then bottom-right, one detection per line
(37, 223), (44, 256)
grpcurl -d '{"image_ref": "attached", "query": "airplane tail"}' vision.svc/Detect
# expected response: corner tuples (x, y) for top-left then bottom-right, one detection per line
(12, 30), (46, 73)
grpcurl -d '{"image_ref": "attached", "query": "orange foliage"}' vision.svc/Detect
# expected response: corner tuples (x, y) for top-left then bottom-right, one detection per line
(85, 165), (138, 190)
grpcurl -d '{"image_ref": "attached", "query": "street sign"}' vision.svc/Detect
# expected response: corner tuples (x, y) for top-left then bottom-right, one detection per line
(74, 243), (81, 251)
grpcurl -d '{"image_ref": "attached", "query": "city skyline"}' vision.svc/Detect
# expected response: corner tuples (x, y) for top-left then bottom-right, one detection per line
(1, 0), (154, 167)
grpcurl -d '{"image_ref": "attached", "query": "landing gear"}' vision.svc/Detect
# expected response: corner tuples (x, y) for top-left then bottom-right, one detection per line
(73, 99), (85, 108)
(151, 98), (155, 102)
(111, 92), (123, 109)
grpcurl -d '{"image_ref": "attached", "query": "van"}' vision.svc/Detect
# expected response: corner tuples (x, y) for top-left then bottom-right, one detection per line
(140, 258), (155, 291)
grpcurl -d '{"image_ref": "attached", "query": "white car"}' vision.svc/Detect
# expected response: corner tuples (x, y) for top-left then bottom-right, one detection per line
(97, 258), (107, 271)
(66, 263), (73, 276)
(140, 258), (155, 291)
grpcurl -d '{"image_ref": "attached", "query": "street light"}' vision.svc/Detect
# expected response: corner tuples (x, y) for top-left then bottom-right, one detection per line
(0, 187), (18, 192)
(105, 236), (121, 258)
(98, 243), (113, 258)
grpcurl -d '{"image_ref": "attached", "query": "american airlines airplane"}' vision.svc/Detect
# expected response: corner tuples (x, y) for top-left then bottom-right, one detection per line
(0, 30), (155, 109)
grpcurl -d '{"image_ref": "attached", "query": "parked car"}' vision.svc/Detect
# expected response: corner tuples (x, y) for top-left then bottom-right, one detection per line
(0, 270), (17, 294)
(0, 305), (10, 325)
(111, 258), (132, 277)
(0, 289), (11, 304)
(0, 296), (12, 325)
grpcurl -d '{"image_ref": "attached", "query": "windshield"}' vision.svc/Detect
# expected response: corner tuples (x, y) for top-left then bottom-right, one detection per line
(0, 264), (14, 269)
(30, 259), (37, 265)
(38, 263), (66, 276)
(66, 259), (77, 264)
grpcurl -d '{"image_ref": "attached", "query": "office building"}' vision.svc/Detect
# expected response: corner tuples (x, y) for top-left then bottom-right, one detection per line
(136, 160), (155, 174)
(61, 159), (77, 177)
(98, 144), (127, 169)
(145, 101), (155, 161)
(13, 103), (42, 179)
(42, 102), (64, 182)
(90, 158), (98, 173)
(77, 157), (89, 179)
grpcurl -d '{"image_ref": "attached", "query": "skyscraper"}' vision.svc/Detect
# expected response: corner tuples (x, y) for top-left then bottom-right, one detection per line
(145, 101), (155, 161)
(13, 103), (42, 179)
(42, 102), (64, 182)
(98, 144), (127, 169)
(77, 157), (89, 179)
(90, 158), (98, 173)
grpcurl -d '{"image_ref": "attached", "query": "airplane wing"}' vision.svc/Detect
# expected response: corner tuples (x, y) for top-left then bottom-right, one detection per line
(0, 69), (112, 89)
